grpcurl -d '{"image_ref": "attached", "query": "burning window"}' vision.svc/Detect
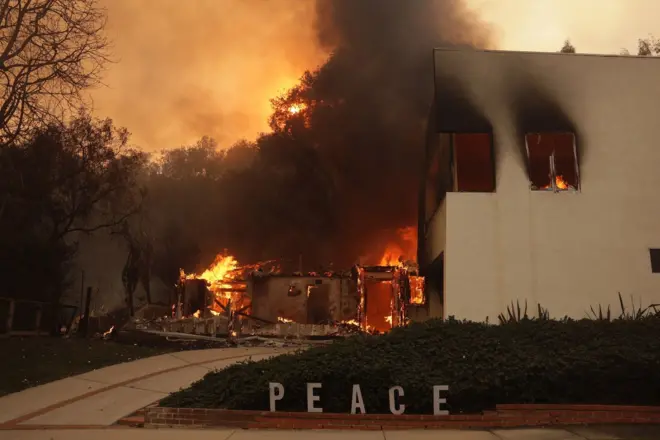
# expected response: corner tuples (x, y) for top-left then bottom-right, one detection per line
(451, 133), (495, 192)
(525, 133), (579, 191)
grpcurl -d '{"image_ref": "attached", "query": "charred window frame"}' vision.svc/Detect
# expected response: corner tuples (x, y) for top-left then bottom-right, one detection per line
(650, 249), (660, 273)
(423, 132), (495, 227)
(423, 133), (452, 224)
(525, 133), (580, 192)
(424, 138), (443, 223)
(449, 133), (496, 193)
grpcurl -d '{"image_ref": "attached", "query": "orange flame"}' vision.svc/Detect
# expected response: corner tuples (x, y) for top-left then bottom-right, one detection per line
(277, 316), (293, 323)
(556, 175), (569, 190)
(288, 103), (306, 114)
(409, 276), (424, 305)
(188, 255), (239, 284)
(542, 175), (571, 190)
(184, 252), (251, 317)
(378, 226), (417, 266)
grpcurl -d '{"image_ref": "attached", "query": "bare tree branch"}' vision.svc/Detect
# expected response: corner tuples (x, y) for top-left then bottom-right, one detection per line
(0, 0), (110, 146)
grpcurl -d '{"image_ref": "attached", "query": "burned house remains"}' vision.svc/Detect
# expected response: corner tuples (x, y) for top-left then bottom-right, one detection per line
(163, 252), (430, 338)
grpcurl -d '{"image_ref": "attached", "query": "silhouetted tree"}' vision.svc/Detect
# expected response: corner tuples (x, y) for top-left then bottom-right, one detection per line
(0, 0), (110, 146)
(137, 130), (336, 280)
(637, 36), (660, 56)
(560, 40), (576, 53)
(0, 112), (146, 304)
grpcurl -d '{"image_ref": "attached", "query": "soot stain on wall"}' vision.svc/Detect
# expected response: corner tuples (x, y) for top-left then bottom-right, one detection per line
(434, 73), (491, 134)
(508, 73), (583, 179)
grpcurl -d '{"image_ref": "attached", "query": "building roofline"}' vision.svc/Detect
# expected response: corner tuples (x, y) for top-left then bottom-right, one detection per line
(433, 47), (660, 61)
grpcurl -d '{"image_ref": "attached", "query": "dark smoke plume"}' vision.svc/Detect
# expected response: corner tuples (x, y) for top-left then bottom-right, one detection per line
(433, 72), (492, 133)
(297, 0), (493, 265)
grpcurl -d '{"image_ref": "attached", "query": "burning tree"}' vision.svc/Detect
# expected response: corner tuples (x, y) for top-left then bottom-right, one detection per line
(0, 0), (110, 146)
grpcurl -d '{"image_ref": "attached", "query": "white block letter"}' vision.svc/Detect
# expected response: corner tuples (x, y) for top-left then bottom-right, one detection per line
(269, 382), (284, 412)
(351, 384), (366, 414)
(388, 386), (405, 415)
(433, 385), (449, 415)
(307, 383), (323, 413)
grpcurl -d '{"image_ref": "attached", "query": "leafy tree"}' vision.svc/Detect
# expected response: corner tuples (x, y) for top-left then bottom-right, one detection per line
(0, 0), (110, 146)
(222, 139), (257, 172)
(157, 136), (224, 179)
(0, 112), (146, 304)
(560, 39), (576, 53)
(637, 36), (660, 56)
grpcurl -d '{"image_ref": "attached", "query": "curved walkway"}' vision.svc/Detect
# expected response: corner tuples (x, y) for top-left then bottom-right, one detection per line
(0, 347), (294, 429)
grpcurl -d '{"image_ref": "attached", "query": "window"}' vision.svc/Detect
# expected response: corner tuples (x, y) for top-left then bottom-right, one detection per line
(525, 133), (579, 191)
(650, 249), (660, 273)
(451, 133), (495, 192)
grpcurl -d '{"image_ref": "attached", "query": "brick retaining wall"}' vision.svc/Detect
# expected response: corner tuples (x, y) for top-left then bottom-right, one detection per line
(145, 404), (660, 430)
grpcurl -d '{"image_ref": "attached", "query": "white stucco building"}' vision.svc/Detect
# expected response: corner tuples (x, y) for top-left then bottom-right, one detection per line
(419, 48), (660, 322)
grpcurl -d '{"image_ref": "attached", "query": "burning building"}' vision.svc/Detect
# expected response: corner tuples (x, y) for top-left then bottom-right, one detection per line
(173, 236), (431, 337)
(419, 48), (660, 322)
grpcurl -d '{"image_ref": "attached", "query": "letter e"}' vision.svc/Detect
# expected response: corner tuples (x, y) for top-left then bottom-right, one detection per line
(433, 385), (449, 415)
(307, 383), (323, 413)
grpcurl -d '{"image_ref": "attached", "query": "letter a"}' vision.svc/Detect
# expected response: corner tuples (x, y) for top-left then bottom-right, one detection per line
(351, 384), (366, 414)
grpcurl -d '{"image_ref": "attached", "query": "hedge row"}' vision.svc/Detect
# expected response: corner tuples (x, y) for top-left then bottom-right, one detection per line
(160, 317), (660, 414)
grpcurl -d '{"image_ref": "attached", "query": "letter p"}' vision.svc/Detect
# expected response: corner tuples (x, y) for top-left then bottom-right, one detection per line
(269, 382), (284, 412)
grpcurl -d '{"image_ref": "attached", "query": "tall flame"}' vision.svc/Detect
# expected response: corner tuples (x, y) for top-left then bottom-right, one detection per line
(378, 226), (417, 266)
(188, 254), (239, 283)
(183, 252), (251, 319)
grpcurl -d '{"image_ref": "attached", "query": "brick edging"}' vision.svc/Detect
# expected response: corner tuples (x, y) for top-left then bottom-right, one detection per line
(145, 404), (660, 430)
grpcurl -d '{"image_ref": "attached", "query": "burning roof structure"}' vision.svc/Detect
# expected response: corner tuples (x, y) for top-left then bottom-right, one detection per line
(168, 227), (429, 339)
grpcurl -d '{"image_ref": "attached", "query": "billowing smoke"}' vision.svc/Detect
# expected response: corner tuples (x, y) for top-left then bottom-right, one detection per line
(91, 0), (497, 276)
(291, 0), (494, 265)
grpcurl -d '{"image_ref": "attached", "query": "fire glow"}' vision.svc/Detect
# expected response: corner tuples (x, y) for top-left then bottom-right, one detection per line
(180, 225), (425, 333)
(288, 103), (306, 114)
(378, 226), (417, 266)
(541, 175), (571, 191)
(182, 252), (252, 319)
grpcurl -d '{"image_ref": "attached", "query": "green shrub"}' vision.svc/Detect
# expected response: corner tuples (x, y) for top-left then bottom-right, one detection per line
(160, 317), (660, 414)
